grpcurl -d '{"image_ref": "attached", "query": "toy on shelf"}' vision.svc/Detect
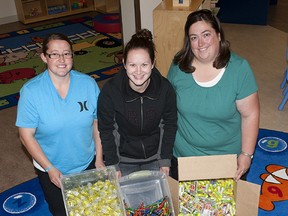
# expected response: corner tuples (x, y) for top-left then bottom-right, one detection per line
(48, 5), (67, 14)
(29, 8), (39, 17)
(72, 0), (88, 10)
(71, 2), (79, 10)
(80, 0), (88, 8)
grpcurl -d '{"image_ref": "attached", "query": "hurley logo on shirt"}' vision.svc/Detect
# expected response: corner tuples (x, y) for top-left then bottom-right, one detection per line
(78, 101), (89, 112)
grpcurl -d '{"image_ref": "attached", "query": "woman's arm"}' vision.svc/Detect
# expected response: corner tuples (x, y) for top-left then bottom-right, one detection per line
(159, 82), (178, 174)
(93, 120), (105, 168)
(97, 87), (119, 168)
(19, 127), (62, 187)
(235, 92), (260, 181)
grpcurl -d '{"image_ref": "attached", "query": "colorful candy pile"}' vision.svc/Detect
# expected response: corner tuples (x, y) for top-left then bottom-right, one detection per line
(64, 179), (123, 216)
(179, 178), (236, 216)
(125, 196), (172, 216)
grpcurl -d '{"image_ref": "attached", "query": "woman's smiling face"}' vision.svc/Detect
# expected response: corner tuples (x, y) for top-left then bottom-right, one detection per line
(41, 39), (73, 78)
(189, 20), (221, 64)
(124, 48), (154, 93)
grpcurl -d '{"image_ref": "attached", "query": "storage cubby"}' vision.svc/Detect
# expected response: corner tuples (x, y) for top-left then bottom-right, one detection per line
(15, 0), (96, 24)
(21, 0), (47, 20)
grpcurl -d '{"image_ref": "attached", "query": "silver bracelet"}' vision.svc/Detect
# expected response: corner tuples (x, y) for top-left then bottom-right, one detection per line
(241, 151), (254, 159)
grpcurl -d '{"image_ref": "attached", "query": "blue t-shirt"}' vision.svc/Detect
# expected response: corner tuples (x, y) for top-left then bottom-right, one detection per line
(16, 70), (99, 174)
(167, 52), (258, 157)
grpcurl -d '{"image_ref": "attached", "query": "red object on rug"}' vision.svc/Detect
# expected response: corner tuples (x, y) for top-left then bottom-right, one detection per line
(93, 13), (121, 33)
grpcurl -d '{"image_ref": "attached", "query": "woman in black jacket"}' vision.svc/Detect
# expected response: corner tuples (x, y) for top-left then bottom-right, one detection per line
(97, 29), (177, 177)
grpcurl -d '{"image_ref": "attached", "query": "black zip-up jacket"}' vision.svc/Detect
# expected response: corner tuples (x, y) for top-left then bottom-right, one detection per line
(97, 67), (177, 171)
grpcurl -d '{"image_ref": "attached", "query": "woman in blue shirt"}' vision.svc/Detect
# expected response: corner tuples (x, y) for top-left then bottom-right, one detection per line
(16, 33), (104, 215)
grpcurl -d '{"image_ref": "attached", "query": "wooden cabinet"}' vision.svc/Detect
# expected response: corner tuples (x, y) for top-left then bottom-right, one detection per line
(153, 0), (204, 77)
(94, 0), (119, 13)
(14, 0), (119, 24)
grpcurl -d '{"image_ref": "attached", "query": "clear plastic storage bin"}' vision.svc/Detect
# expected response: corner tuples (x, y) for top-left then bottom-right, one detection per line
(60, 166), (125, 216)
(119, 170), (175, 216)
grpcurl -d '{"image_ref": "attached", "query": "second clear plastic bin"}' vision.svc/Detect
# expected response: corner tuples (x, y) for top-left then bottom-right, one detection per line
(119, 170), (175, 216)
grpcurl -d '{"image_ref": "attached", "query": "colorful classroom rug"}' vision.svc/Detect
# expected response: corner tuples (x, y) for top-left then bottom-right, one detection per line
(0, 128), (287, 215)
(0, 16), (123, 110)
(247, 128), (288, 216)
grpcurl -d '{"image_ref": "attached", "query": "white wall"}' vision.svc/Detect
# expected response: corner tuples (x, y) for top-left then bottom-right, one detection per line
(139, 0), (162, 34)
(120, 0), (162, 45)
(120, 0), (136, 45)
(0, 0), (18, 25)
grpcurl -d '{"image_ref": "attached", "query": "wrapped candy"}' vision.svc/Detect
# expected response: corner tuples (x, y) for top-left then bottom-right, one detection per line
(179, 178), (236, 216)
(64, 179), (123, 216)
(61, 167), (125, 216)
(124, 196), (172, 216)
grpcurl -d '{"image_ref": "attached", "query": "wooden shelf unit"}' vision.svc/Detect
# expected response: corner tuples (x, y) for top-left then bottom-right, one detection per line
(15, 0), (95, 24)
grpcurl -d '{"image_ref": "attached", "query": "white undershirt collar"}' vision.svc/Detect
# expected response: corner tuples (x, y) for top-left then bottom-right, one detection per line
(194, 67), (226, 87)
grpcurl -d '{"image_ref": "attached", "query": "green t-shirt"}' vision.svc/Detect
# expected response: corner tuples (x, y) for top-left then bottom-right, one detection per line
(167, 52), (258, 157)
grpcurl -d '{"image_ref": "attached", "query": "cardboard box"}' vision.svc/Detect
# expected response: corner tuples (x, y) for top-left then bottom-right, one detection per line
(119, 170), (175, 215)
(168, 154), (260, 216)
(60, 166), (125, 216)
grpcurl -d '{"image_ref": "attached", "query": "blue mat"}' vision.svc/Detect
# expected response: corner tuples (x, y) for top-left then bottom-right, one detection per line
(247, 128), (288, 216)
(0, 177), (51, 215)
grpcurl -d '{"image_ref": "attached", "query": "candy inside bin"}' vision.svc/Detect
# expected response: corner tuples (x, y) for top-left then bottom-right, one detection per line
(60, 166), (125, 216)
(119, 170), (175, 216)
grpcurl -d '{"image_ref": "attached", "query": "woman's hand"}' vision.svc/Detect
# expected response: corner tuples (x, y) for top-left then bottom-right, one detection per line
(160, 166), (170, 176)
(95, 158), (105, 169)
(116, 171), (122, 179)
(47, 167), (62, 188)
(234, 154), (252, 181)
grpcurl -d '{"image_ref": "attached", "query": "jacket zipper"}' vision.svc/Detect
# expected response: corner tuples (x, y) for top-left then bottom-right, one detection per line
(140, 97), (147, 158)
(126, 96), (158, 159)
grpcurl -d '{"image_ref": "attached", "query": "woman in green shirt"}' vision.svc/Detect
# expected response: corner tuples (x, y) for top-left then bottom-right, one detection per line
(167, 9), (260, 181)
